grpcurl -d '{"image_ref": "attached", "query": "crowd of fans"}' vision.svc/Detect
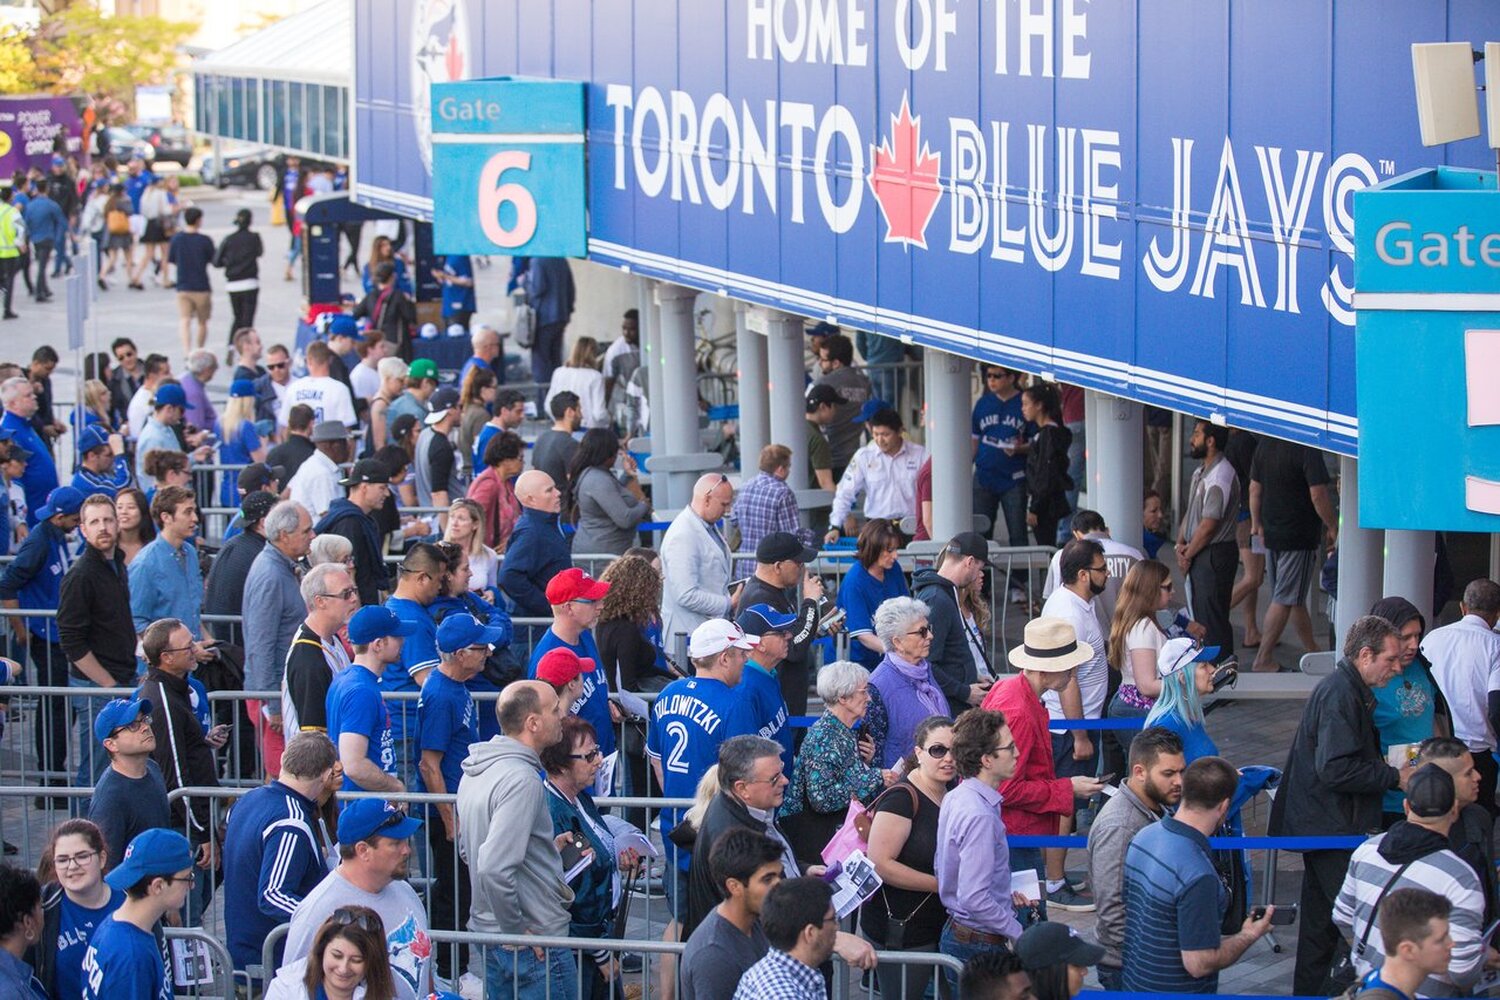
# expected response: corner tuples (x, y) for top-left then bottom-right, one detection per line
(0, 244), (1492, 1000)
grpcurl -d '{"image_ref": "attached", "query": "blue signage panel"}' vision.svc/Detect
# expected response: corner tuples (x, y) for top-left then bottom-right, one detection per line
(429, 77), (586, 257)
(1355, 168), (1500, 532)
(355, 0), (1500, 455)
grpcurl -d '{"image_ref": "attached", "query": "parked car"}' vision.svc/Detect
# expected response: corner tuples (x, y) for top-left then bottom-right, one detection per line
(200, 147), (333, 191)
(101, 126), (154, 162)
(124, 123), (193, 167)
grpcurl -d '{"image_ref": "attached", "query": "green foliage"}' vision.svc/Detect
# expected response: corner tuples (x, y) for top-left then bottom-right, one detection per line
(0, 28), (37, 94)
(30, 6), (193, 113)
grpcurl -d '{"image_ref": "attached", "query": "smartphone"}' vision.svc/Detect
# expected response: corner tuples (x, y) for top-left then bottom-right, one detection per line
(1252, 904), (1298, 925)
(1096, 772), (1116, 785)
(558, 831), (590, 871)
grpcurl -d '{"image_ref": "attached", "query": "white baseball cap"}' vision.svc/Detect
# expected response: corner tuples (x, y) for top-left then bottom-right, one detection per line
(689, 619), (760, 658)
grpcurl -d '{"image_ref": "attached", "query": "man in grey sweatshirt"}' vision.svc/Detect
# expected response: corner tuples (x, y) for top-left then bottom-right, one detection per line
(457, 680), (580, 999)
(1086, 726), (1185, 990)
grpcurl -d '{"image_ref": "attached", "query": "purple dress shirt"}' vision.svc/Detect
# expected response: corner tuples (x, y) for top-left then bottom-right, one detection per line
(935, 776), (1022, 938)
(182, 374), (217, 434)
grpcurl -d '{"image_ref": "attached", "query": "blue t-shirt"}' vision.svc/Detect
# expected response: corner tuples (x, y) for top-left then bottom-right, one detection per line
(441, 255), (476, 316)
(416, 669), (478, 795)
(187, 674), (212, 734)
(1121, 816), (1226, 993)
(167, 232), (215, 292)
(836, 561), (909, 669)
(528, 629), (615, 758)
(217, 422), (262, 508)
(472, 423), (500, 469)
(123, 171), (156, 214)
(646, 675), (754, 870)
(1372, 658), (1438, 813)
(738, 660), (794, 778)
(326, 665), (396, 791)
(381, 597), (441, 741)
(972, 391), (1028, 493)
(56, 888), (126, 1000)
(1152, 710), (1219, 765)
(81, 915), (169, 1000)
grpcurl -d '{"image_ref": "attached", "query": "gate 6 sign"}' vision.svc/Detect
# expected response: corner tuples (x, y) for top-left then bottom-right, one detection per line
(430, 77), (586, 258)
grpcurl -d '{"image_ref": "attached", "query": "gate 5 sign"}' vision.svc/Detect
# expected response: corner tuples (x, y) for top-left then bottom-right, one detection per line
(430, 77), (586, 258)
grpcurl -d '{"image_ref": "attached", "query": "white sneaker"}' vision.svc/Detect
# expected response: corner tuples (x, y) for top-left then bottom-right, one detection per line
(458, 972), (483, 1000)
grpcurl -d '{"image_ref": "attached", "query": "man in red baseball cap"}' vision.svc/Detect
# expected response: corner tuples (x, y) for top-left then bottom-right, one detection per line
(527, 569), (617, 761)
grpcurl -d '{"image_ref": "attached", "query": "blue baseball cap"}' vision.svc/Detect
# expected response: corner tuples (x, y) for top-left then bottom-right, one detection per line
(807, 321), (839, 338)
(436, 613), (508, 654)
(229, 378), (256, 398)
(77, 425), (112, 455)
(347, 606), (419, 645)
(94, 696), (152, 744)
(736, 603), (799, 637)
(37, 485), (85, 520)
(856, 398), (891, 424)
(105, 828), (194, 890)
(337, 798), (423, 844)
(327, 314), (363, 341)
(153, 383), (187, 408)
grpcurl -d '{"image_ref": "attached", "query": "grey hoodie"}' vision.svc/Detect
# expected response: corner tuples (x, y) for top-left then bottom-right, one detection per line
(456, 736), (573, 936)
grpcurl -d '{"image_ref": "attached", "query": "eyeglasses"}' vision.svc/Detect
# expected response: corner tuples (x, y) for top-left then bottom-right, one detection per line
(569, 748), (602, 763)
(1087, 564), (1109, 576)
(906, 626), (933, 638)
(989, 741), (1017, 756)
(922, 744), (951, 759)
(109, 716), (153, 736)
(53, 850), (98, 870)
(318, 586), (359, 602)
(741, 772), (786, 785)
(1159, 583), (1174, 592)
(984, 371), (1004, 379)
(267, 362), (288, 371)
(160, 643), (196, 654)
(165, 872), (197, 885)
(329, 907), (380, 932)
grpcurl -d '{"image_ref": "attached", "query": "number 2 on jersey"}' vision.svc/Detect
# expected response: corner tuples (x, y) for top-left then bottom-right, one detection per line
(664, 720), (690, 774)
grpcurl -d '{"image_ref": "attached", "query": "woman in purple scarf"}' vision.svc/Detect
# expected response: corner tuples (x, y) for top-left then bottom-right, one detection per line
(869, 596), (954, 769)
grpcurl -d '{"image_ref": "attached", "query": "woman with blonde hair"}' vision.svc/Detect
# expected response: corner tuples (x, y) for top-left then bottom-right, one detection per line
(543, 335), (608, 428)
(218, 378), (267, 506)
(442, 496), (499, 596)
(76, 378), (112, 431)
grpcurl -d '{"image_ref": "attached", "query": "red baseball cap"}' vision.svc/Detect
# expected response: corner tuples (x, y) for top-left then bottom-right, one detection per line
(546, 567), (611, 605)
(536, 647), (593, 686)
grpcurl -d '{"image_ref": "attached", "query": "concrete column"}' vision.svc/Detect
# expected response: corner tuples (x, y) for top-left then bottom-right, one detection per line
(734, 301), (770, 470)
(1335, 456), (1384, 648)
(1080, 385), (1099, 510)
(654, 282), (700, 511)
(1383, 530), (1435, 616)
(1091, 391), (1144, 550)
(924, 349), (973, 541)
(766, 309), (809, 491)
(637, 278), (659, 441)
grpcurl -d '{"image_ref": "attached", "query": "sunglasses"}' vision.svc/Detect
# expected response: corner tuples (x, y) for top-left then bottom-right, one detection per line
(569, 748), (602, 763)
(923, 743), (951, 759)
(267, 362), (288, 371)
(330, 907), (380, 932)
(906, 626), (933, 638)
(318, 586), (359, 602)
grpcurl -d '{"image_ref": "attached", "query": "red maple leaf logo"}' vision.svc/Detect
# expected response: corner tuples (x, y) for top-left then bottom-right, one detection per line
(445, 35), (464, 81)
(868, 94), (943, 250)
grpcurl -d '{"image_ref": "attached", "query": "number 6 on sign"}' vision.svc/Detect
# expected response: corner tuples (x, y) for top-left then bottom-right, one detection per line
(478, 150), (537, 248)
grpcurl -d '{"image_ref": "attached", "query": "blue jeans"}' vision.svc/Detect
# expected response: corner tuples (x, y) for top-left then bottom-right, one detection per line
(1097, 964), (1123, 991)
(973, 483), (1028, 549)
(939, 922), (1011, 994)
(485, 943), (578, 1000)
(70, 674), (110, 797)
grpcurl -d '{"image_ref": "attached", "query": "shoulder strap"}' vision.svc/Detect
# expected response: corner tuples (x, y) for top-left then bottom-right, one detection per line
(1355, 861), (1415, 956)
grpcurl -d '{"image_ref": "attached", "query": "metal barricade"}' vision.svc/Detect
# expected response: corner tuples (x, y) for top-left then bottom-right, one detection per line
(164, 925), (237, 1000)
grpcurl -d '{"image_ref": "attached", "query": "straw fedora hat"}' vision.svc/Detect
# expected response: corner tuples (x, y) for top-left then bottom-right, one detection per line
(1008, 617), (1094, 672)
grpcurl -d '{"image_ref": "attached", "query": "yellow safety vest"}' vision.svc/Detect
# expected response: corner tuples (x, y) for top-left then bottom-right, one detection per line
(0, 205), (20, 259)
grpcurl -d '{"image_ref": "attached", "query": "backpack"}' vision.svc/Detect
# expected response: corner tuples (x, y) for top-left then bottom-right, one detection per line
(106, 206), (130, 235)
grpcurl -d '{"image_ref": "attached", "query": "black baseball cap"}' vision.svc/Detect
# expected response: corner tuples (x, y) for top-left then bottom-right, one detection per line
(1016, 921), (1105, 971)
(240, 491), (277, 526)
(389, 413), (419, 441)
(340, 458), (391, 487)
(238, 462), (283, 494)
(756, 531), (818, 564)
(945, 531), (990, 562)
(1406, 762), (1456, 819)
(805, 384), (847, 411)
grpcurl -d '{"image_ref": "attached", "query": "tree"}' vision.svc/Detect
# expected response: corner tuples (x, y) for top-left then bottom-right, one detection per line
(0, 28), (38, 95)
(30, 5), (192, 114)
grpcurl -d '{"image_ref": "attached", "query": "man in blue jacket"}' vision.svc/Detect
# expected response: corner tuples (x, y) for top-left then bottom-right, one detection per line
(498, 469), (572, 618)
(524, 256), (575, 404)
(0, 376), (58, 525)
(221, 732), (338, 973)
(0, 485), (80, 790)
(20, 183), (66, 302)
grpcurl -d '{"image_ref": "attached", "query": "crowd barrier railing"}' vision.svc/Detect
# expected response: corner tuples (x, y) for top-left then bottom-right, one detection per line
(163, 925), (237, 1000)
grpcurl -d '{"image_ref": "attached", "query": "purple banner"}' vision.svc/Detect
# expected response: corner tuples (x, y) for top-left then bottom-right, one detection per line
(0, 97), (86, 178)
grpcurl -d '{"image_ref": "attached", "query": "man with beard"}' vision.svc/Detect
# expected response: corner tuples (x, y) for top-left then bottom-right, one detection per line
(1175, 420), (1240, 660)
(1087, 727), (1188, 989)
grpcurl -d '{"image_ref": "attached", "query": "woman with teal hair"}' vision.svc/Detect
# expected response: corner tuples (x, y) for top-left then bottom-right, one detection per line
(1144, 637), (1221, 762)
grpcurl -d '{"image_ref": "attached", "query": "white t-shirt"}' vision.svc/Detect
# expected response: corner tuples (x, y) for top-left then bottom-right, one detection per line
(349, 362), (381, 401)
(1041, 533), (1143, 632)
(1122, 617), (1167, 690)
(126, 385), (153, 441)
(287, 450), (341, 521)
(1422, 615), (1500, 752)
(469, 547), (500, 592)
(283, 869), (430, 1000)
(1040, 585), (1111, 730)
(543, 366), (609, 429)
(278, 375), (356, 429)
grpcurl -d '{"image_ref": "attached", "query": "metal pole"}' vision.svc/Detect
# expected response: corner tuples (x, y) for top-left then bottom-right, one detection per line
(655, 282), (700, 510)
(734, 300), (770, 468)
(1170, 412), (1184, 521)
(925, 348), (973, 541)
(1091, 391), (1145, 549)
(1334, 456), (1384, 647)
(766, 308), (809, 491)
(1382, 530), (1436, 617)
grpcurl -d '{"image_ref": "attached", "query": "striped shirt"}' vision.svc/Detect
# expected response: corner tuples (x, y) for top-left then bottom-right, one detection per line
(222, 781), (329, 970)
(1121, 816), (1225, 993)
(1333, 827), (1486, 993)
